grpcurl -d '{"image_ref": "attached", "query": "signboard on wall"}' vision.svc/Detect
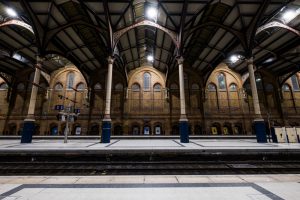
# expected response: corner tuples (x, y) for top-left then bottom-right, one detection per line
(155, 127), (161, 135)
(211, 127), (218, 135)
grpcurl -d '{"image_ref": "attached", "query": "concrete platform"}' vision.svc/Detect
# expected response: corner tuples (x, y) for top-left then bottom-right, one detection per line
(0, 175), (300, 199)
(0, 138), (299, 153)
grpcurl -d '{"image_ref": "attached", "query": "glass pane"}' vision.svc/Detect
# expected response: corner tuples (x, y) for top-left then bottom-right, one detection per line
(291, 75), (300, 90)
(282, 84), (290, 92)
(217, 73), (226, 90)
(77, 83), (85, 90)
(154, 83), (161, 91)
(207, 83), (216, 91)
(54, 83), (63, 90)
(132, 83), (140, 91)
(192, 83), (199, 90)
(229, 83), (237, 91)
(67, 72), (74, 89)
(144, 73), (151, 90)
(94, 83), (102, 90)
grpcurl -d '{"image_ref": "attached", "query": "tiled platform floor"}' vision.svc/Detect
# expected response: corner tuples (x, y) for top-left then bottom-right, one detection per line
(0, 139), (299, 152)
(0, 175), (300, 199)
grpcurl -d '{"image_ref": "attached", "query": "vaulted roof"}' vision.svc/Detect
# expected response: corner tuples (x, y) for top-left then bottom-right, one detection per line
(0, 0), (299, 85)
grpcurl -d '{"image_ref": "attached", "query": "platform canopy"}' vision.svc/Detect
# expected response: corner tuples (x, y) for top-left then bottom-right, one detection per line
(0, 0), (299, 82)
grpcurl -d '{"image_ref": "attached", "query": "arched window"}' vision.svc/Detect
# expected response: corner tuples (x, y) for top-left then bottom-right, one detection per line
(115, 83), (123, 90)
(94, 83), (102, 90)
(265, 83), (274, 92)
(170, 83), (178, 90)
(76, 82), (85, 90)
(0, 82), (8, 90)
(67, 72), (75, 89)
(132, 83), (140, 92)
(217, 73), (226, 90)
(282, 84), (291, 92)
(192, 83), (199, 90)
(229, 83), (237, 91)
(17, 83), (25, 90)
(207, 83), (216, 91)
(255, 74), (263, 90)
(54, 83), (63, 91)
(291, 75), (300, 91)
(143, 72), (151, 91)
(153, 83), (161, 92)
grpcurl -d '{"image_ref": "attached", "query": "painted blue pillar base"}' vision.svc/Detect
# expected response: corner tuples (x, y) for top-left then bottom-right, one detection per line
(21, 120), (35, 143)
(179, 121), (189, 143)
(254, 119), (267, 143)
(101, 121), (111, 143)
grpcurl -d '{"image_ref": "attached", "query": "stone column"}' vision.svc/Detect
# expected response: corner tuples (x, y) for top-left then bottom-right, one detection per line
(177, 57), (189, 143)
(21, 56), (42, 143)
(247, 57), (267, 143)
(101, 56), (114, 143)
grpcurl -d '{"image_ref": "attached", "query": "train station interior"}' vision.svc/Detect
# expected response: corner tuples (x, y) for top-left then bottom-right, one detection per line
(0, 0), (300, 199)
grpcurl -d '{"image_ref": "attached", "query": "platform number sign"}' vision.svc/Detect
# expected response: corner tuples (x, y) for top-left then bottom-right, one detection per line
(54, 105), (64, 111)
(74, 109), (80, 114)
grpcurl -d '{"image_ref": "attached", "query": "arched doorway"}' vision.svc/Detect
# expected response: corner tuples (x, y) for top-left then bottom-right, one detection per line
(74, 124), (81, 135)
(50, 124), (58, 135)
(171, 124), (179, 135)
(143, 125), (151, 135)
(154, 124), (162, 135)
(90, 124), (100, 135)
(223, 123), (233, 135)
(8, 123), (17, 135)
(132, 124), (140, 135)
(34, 124), (40, 135)
(114, 124), (123, 135)
(194, 125), (202, 135)
(211, 123), (221, 135)
(233, 123), (243, 135)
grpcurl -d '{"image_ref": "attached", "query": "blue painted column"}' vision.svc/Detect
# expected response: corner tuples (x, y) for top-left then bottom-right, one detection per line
(21, 56), (42, 143)
(101, 56), (114, 143)
(247, 57), (267, 143)
(177, 57), (189, 143)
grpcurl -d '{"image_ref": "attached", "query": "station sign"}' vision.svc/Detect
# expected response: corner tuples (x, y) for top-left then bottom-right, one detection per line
(54, 105), (64, 110)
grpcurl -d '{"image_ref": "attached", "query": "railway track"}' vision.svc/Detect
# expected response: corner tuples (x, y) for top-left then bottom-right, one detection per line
(0, 160), (300, 175)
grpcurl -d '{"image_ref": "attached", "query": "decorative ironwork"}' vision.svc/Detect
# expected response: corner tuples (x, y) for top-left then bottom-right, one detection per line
(256, 21), (300, 37)
(0, 72), (12, 84)
(0, 19), (34, 34)
(113, 20), (179, 50)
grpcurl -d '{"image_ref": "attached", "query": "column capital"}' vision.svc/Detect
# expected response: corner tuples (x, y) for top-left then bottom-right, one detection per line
(36, 55), (45, 63)
(176, 56), (184, 65)
(246, 57), (254, 65)
(107, 56), (115, 64)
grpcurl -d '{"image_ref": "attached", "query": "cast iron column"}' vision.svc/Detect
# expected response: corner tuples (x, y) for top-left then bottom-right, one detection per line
(21, 56), (42, 143)
(101, 56), (114, 143)
(247, 57), (267, 143)
(177, 56), (189, 143)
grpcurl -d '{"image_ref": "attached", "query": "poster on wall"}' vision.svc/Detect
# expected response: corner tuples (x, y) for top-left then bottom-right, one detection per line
(144, 127), (150, 135)
(155, 127), (161, 135)
(211, 127), (218, 135)
(75, 127), (81, 135)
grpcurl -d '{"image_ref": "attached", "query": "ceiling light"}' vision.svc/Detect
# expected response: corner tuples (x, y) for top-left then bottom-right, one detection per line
(6, 7), (17, 17)
(281, 9), (299, 23)
(230, 55), (239, 63)
(146, 7), (158, 19)
(263, 57), (275, 64)
(147, 55), (154, 62)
